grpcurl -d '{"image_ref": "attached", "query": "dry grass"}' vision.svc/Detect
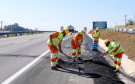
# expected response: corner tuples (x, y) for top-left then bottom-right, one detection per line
(115, 25), (135, 29)
(88, 29), (135, 62)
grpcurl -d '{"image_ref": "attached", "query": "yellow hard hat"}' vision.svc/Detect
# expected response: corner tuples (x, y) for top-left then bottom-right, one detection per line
(96, 27), (99, 30)
(79, 30), (84, 35)
(64, 29), (69, 35)
(104, 39), (109, 44)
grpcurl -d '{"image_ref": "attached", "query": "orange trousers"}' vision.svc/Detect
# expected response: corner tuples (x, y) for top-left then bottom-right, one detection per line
(47, 44), (58, 68)
(71, 40), (81, 58)
(113, 52), (124, 71)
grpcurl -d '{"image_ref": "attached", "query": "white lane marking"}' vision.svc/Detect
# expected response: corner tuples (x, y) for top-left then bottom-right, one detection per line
(14, 40), (28, 44)
(1, 35), (73, 84)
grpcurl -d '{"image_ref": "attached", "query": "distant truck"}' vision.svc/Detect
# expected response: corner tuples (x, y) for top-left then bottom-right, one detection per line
(67, 25), (75, 33)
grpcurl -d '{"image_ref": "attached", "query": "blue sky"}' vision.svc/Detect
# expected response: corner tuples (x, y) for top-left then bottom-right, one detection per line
(0, 0), (135, 32)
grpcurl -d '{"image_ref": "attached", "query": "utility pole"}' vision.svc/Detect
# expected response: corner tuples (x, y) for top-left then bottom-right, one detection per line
(125, 15), (127, 25)
(1, 21), (3, 29)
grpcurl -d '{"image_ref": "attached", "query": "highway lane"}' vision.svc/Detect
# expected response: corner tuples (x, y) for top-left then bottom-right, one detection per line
(0, 33), (50, 83)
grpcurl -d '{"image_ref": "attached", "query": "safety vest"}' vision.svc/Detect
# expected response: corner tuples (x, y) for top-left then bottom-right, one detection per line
(107, 42), (124, 55)
(47, 32), (63, 47)
(93, 31), (99, 40)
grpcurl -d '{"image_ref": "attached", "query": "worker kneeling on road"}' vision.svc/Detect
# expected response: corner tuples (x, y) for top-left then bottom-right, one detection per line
(47, 29), (69, 70)
(92, 27), (100, 48)
(100, 39), (124, 72)
(71, 30), (84, 60)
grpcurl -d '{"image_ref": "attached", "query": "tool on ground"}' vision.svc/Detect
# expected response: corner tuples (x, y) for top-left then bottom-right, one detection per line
(54, 46), (71, 59)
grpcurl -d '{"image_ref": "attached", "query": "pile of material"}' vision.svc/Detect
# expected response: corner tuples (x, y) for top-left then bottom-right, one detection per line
(58, 59), (124, 84)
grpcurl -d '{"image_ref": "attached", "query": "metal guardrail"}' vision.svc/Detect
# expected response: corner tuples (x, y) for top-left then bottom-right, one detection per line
(106, 28), (135, 34)
(0, 31), (55, 37)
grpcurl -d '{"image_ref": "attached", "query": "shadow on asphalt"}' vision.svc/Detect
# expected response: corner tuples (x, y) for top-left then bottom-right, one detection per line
(58, 67), (102, 78)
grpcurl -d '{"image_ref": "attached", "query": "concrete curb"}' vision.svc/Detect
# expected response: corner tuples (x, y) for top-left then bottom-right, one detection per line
(87, 34), (135, 77)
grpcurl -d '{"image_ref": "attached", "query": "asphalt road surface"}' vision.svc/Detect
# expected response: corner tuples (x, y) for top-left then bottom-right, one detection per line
(0, 33), (135, 84)
(0, 33), (50, 83)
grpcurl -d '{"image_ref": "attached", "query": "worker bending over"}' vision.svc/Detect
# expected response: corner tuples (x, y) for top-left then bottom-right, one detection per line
(71, 30), (84, 60)
(92, 27), (100, 48)
(100, 39), (124, 72)
(47, 29), (69, 70)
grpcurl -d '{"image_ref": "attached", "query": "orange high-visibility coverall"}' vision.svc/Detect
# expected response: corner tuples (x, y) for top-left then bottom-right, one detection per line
(92, 31), (100, 47)
(47, 32), (59, 68)
(71, 32), (83, 58)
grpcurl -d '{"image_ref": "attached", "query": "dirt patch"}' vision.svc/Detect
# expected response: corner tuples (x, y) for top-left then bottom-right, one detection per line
(88, 29), (135, 62)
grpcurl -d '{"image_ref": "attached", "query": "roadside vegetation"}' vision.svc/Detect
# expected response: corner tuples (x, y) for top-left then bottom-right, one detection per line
(89, 29), (135, 62)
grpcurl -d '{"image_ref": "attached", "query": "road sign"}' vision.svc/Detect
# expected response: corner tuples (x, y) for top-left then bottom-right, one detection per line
(84, 27), (87, 32)
(61, 26), (64, 31)
(93, 21), (107, 29)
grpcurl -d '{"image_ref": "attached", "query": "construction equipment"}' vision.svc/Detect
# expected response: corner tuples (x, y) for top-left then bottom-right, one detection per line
(91, 42), (98, 51)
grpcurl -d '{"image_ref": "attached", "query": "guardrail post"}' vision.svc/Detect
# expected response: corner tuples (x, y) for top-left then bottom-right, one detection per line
(7, 34), (9, 37)
(121, 29), (123, 32)
(118, 28), (119, 32)
(20, 33), (22, 36)
(132, 29), (134, 35)
(126, 29), (128, 33)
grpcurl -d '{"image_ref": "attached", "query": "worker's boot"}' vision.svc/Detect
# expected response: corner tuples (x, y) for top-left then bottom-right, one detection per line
(51, 67), (58, 70)
(111, 67), (116, 70)
(78, 57), (83, 60)
(114, 70), (119, 73)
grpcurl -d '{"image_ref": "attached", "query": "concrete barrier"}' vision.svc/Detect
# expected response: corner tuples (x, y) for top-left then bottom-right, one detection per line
(87, 34), (135, 77)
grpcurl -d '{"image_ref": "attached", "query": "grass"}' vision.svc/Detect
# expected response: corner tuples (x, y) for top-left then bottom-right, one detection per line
(88, 29), (135, 62)
(115, 25), (135, 29)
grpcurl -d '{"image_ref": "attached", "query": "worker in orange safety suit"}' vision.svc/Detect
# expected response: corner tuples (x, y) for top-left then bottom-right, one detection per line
(47, 29), (69, 70)
(92, 27), (100, 48)
(71, 30), (84, 60)
(100, 39), (124, 72)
